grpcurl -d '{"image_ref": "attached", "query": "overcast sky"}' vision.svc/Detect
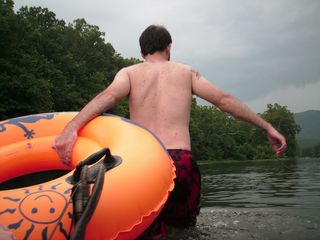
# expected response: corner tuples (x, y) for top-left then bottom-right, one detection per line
(15, 0), (320, 113)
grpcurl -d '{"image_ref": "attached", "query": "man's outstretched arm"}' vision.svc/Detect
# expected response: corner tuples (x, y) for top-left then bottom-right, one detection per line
(52, 68), (130, 165)
(191, 69), (287, 157)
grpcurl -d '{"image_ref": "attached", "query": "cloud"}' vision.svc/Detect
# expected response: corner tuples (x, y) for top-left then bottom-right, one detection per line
(246, 81), (320, 113)
(15, 0), (320, 111)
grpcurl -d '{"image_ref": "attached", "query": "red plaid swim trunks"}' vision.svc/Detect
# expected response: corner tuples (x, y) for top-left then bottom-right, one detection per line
(138, 149), (201, 239)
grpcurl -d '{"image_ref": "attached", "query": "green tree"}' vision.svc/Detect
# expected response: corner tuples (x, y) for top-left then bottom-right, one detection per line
(1, 1), (54, 118)
(0, 2), (138, 120)
(190, 99), (234, 160)
(190, 101), (300, 161)
(254, 103), (300, 158)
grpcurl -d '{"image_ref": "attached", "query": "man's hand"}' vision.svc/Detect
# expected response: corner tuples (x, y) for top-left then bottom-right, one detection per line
(267, 127), (287, 157)
(52, 128), (77, 166)
(0, 223), (15, 240)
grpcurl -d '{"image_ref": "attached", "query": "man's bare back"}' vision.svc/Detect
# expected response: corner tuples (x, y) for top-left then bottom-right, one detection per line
(126, 61), (193, 150)
(53, 24), (286, 166)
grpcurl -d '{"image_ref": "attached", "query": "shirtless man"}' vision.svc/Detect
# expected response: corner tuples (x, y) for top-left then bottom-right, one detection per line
(53, 25), (286, 238)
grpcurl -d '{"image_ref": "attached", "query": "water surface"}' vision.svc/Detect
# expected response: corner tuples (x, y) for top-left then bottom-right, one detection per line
(201, 158), (320, 211)
(166, 158), (320, 239)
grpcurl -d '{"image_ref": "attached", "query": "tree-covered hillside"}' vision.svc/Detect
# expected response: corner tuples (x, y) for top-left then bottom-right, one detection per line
(294, 110), (320, 141)
(0, 0), (137, 119)
(294, 110), (320, 157)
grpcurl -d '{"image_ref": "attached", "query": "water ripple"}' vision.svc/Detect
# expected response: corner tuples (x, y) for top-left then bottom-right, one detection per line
(200, 158), (320, 209)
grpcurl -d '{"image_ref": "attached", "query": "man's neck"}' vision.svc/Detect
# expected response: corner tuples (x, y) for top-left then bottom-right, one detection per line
(144, 52), (169, 63)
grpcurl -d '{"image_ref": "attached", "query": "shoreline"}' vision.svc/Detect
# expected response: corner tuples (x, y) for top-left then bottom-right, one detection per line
(167, 207), (320, 240)
(197, 157), (320, 165)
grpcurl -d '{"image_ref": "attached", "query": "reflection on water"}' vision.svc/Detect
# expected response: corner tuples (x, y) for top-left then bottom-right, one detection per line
(201, 158), (320, 210)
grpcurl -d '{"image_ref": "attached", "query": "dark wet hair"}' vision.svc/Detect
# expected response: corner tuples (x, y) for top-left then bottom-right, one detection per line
(139, 25), (172, 56)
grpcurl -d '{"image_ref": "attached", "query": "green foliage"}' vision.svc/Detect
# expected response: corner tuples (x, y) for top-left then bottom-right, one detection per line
(0, 1), (139, 119)
(190, 101), (300, 160)
(259, 104), (300, 157)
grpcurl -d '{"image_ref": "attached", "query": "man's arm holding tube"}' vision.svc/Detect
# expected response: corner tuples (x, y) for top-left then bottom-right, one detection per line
(52, 68), (130, 165)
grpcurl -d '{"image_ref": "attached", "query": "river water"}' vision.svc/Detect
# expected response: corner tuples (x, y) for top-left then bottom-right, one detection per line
(201, 158), (320, 209)
(167, 157), (320, 240)
(1, 158), (319, 239)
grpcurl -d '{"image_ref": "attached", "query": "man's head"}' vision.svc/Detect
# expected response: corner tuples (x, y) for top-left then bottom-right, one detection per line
(139, 25), (172, 59)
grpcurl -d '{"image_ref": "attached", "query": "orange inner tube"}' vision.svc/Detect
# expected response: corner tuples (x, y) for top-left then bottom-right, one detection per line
(0, 112), (175, 240)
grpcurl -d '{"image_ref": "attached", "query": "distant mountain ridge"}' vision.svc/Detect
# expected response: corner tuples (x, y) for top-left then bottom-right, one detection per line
(294, 110), (320, 147)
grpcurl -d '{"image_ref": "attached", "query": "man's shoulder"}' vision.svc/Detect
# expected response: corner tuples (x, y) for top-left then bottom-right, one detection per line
(174, 63), (202, 79)
(126, 62), (161, 74)
(170, 61), (191, 68)
(122, 62), (144, 71)
(168, 61), (194, 74)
